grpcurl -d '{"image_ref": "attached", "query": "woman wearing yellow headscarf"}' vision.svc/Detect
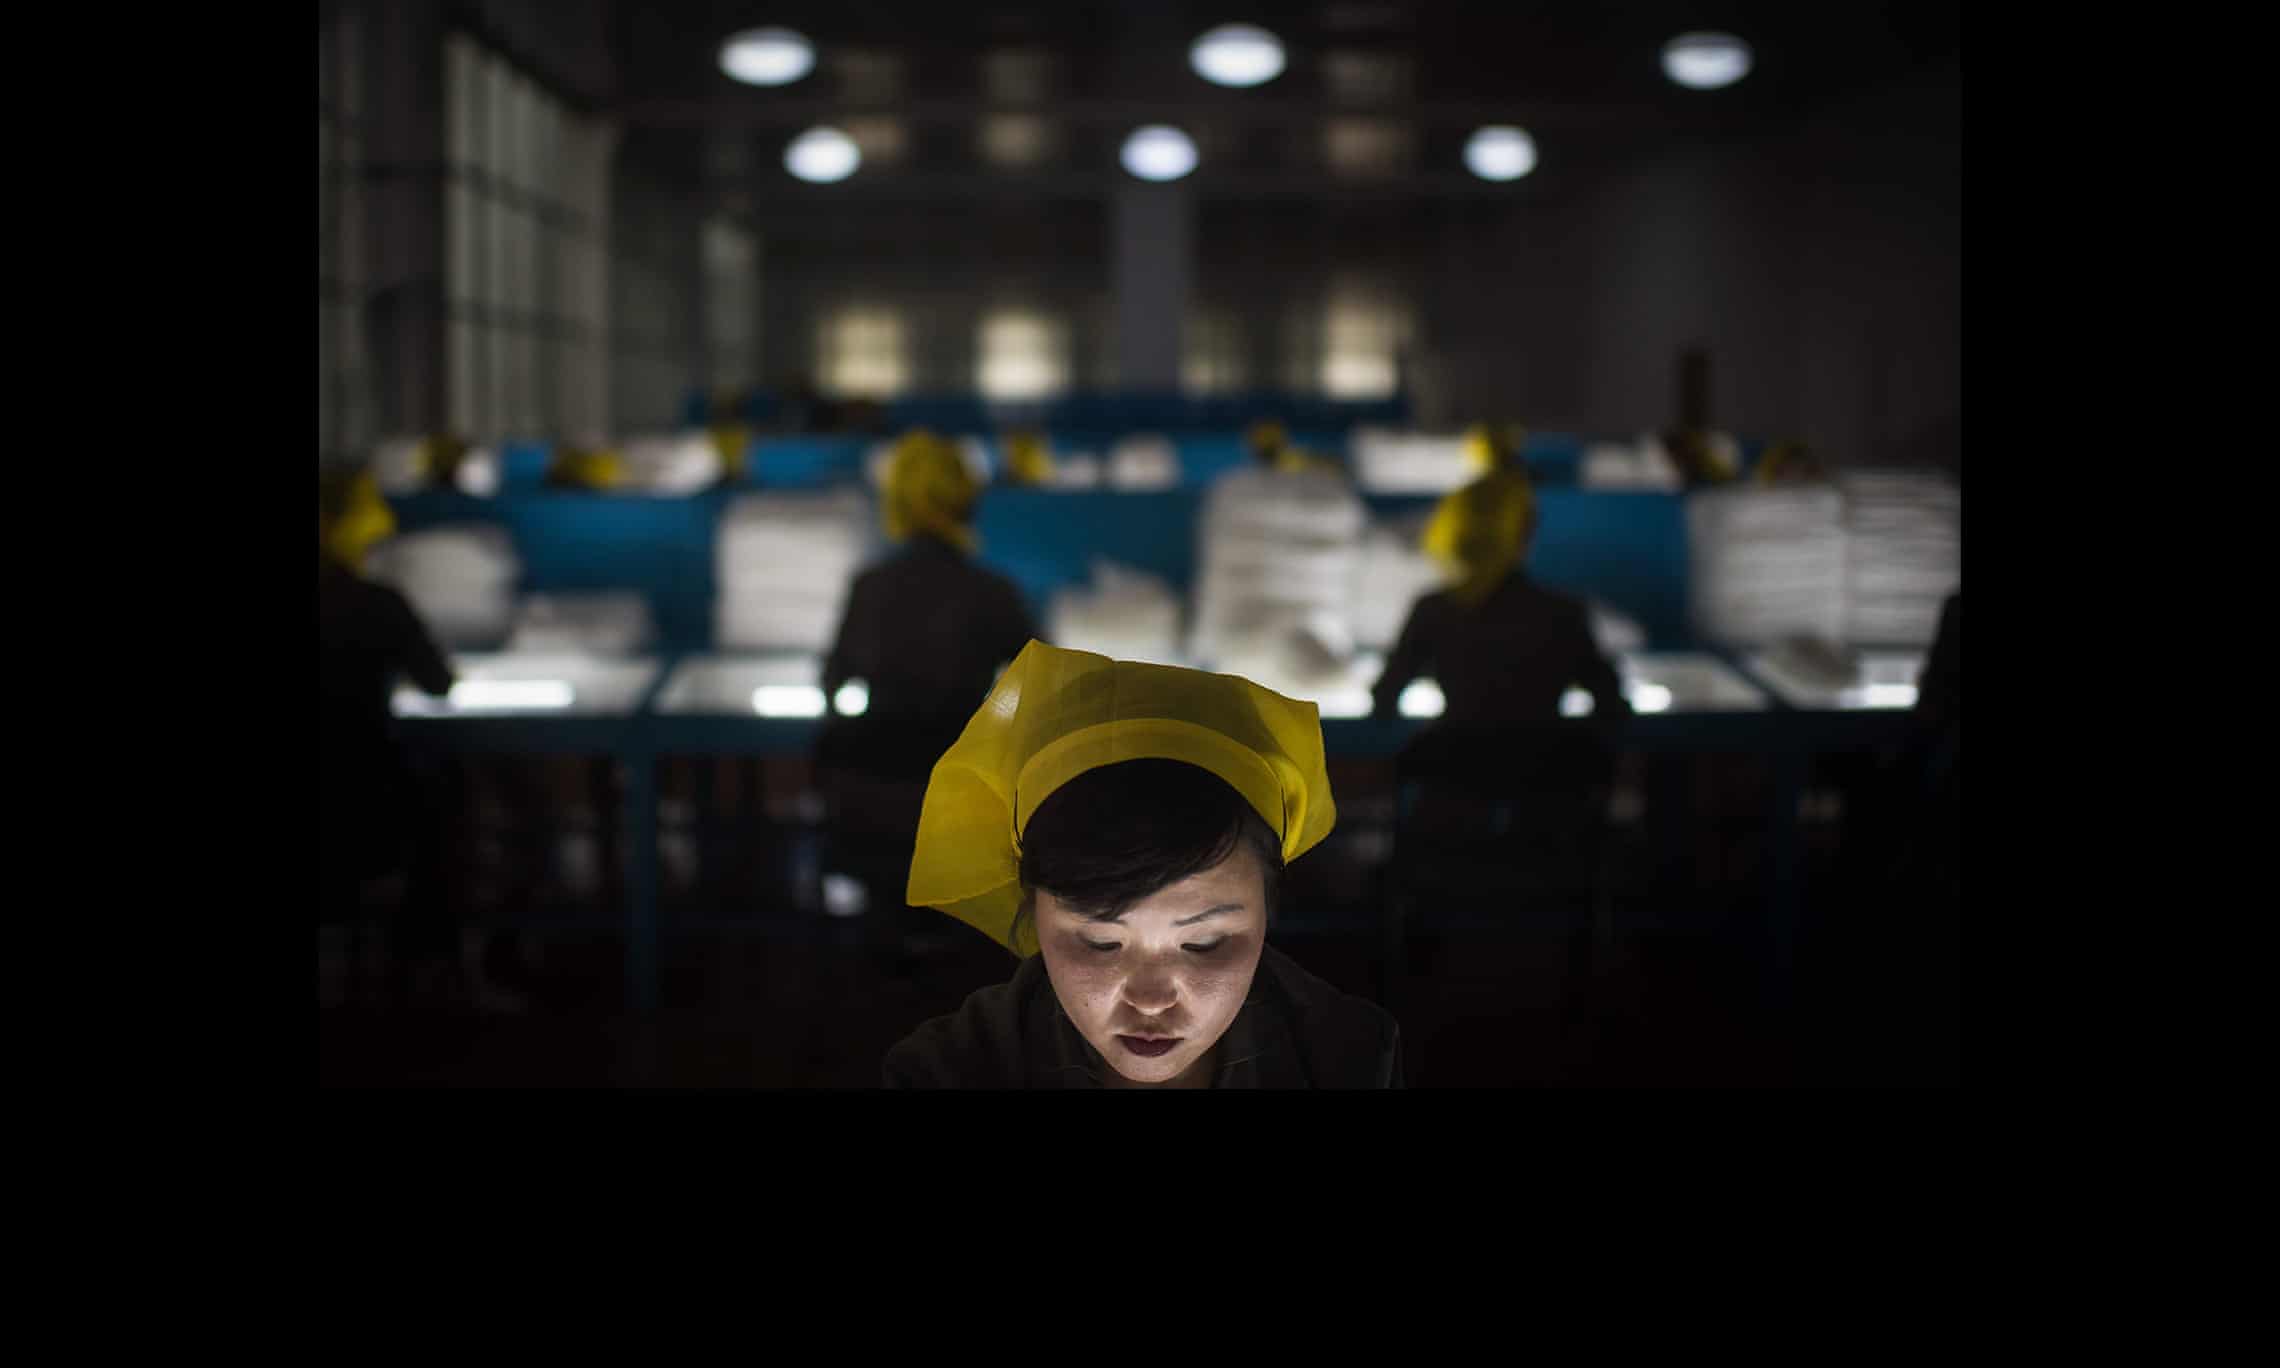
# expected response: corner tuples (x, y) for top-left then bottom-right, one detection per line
(823, 430), (1033, 723)
(319, 469), (398, 573)
(883, 640), (1403, 1089)
(1245, 419), (1340, 477)
(318, 467), (515, 1009)
(1461, 421), (1528, 476)
(1000, 429), (1057, 487)
(1370, 469), (1628, 725)
(879, 429), (981, 550)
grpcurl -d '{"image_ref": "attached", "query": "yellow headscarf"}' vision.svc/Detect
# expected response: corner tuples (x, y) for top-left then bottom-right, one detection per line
(1755, 440), (1820, 486)
(551, 444), (627, 490)
(1002, 430), (1056, 486)
(883, 429), (981, 551)
(321, 470), (396, 571)
(709, 421), (752, 482)
(907, 640), (1338, 958)
(1421, 468), (1536, 606)
(1461, 422), (1527, 475)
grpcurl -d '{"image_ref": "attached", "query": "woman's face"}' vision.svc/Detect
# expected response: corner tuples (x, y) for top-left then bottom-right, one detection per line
(1034, 841), (1269, 1087)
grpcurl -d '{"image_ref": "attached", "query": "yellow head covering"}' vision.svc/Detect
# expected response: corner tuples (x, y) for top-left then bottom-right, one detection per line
(321, 470), (396, 571)
(1246, 419), (1289, 465)
(551, 444), (627, 490)
(1421, 469), (1536, 606)
(1755, 440), (1818, 486)
(709, 421), (752, 482)
(883, 429), (981, 551)
(1462, 422), (1527, 474)
(1002, 430), (1056, 486)
(907, 639), (1338, 958)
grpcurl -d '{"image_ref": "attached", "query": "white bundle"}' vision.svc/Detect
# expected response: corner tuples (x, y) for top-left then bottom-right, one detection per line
(370, 436), (429, 494)
(507, 592), (656, 655)
(365, 524), (522, 648)
(1107, 435), (1180, 490)
(618, 431), (720, 495)
(1048, 453), (1104, 488)
(713, 490), (875, 651)
(1046, 561), (1185, 665)
(453, 446), (501, 496)
(1350, 514), (1444, 649)
(1686, 486), (1848, 646)
(1581, 438), (1684, 491)
(1350, 428), (1475, 494)
(1190, 468), (1366, 668)
(1838, 469), (1960, 646)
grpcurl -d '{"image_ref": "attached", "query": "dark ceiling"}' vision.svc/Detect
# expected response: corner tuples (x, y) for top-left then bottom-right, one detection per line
(598, 1), (1959, 202)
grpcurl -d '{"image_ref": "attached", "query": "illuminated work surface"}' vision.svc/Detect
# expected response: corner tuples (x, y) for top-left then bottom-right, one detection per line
(1386, 650), (1770, 721)
(651, 653), (869, 718)
(1743, 648), (1926, 712)
(391, 653), (664, 718)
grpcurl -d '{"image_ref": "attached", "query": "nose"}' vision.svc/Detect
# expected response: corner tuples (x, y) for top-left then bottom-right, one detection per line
(1120, 965), (1180, 1017)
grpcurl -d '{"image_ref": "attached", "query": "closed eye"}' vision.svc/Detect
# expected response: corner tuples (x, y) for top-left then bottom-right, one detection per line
(1079, 939), (1231, 955)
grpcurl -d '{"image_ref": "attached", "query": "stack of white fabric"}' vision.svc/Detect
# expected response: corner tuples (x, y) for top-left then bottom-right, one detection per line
(1046, 561), (1185, 665)
(1047, 453), (1104, 488)
(1189, 468), (1367, 675)
(618, 432), (720, 495)
(506, 592), (656, 655)
(1107, 435), (1180, 490)
(453, 446), (502, 496)
(1581, 437), (1685, 491)
(1350, 513), (1444, 649)
(1839, 469), (1961, 646)
(364, 525), (521, 648)
(1685, 485), (1848, 646)
(1350, 428), (1474, 494)
(713, 491), (876, 651)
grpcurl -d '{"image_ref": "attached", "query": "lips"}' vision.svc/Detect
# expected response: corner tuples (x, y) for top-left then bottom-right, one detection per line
(1116, 1035), (1181, 1058)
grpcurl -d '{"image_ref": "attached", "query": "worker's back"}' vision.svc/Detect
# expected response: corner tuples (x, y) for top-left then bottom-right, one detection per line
(1373, 571), (1626, 726)
(319, 558), (453, 760)
(824, 535), (1037, 726)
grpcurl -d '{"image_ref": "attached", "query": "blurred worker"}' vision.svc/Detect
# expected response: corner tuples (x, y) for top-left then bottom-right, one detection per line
(547, 441), (626, 492)
(819, 430), (1041, 968)
(824, 429), (1038, 721)
(1000, 429), (1057, 487)
(1461, 421), (1528, 477)
(317, 470), (524, 1012)
(1245, 419), (1341, 477)
(1661, 347), (1742, 487)
(1370, 467), (1630, 726)
(1755, 439), (1828, 486)
(885, 640), (1402, 1088)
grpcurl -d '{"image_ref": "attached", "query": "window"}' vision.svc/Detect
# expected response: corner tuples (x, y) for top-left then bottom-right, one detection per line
(443, 32), (610, 442)
(703, 217), (758, 394)
(1321, 288), (1409, 399)
(1182, 310), (1248, 394)
(820, 307), (910, 399)
(318, 7), (369, 468)
(976, 310), (1069, 401)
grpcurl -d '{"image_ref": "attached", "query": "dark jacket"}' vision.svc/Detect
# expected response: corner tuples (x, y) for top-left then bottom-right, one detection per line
(823, 535), (1038, 725)
(318, 557), (454, 881)
(883, 942), (1404, 1089)
(1371, 571), (1630, 725)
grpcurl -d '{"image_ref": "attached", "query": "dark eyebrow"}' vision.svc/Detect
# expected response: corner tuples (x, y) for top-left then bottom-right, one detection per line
(1080, 902), (1245, 926)
(1174, 903), (1243, 927)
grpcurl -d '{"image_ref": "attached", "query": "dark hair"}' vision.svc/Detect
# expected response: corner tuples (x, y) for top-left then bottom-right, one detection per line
(1012, 758), (1283, 946)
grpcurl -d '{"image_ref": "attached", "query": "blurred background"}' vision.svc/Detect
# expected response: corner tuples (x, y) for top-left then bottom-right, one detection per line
(317, 0), (1961, 1087)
